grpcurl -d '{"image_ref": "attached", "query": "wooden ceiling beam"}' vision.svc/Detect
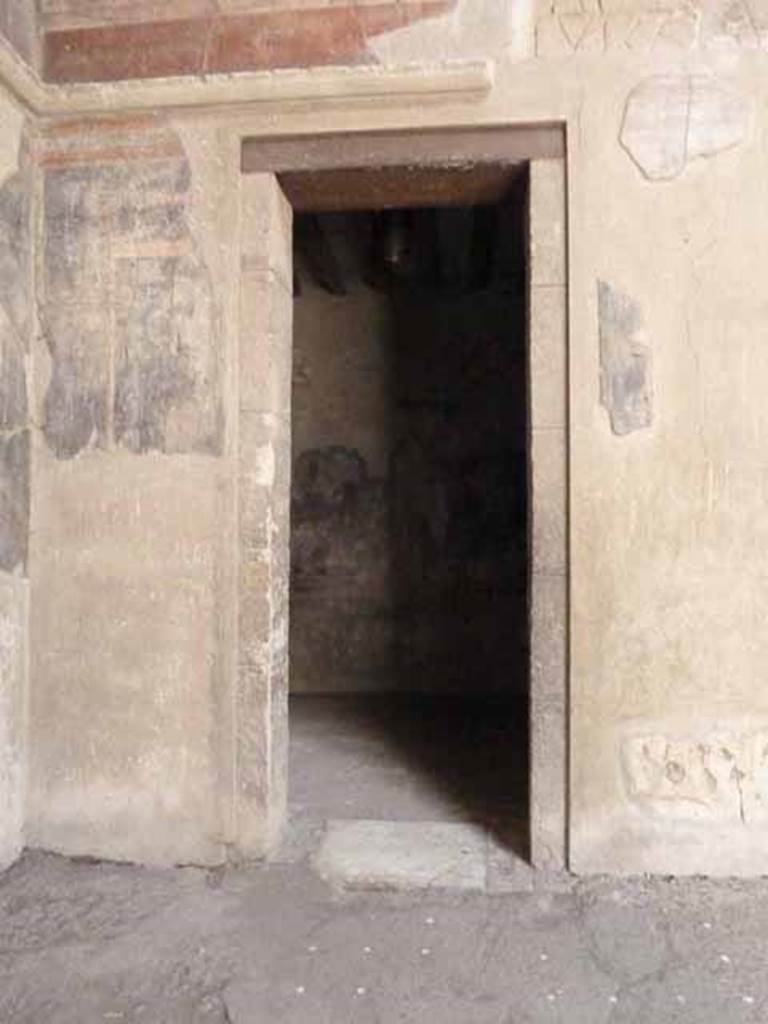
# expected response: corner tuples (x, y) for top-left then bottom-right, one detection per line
(280, 163), (525, 212)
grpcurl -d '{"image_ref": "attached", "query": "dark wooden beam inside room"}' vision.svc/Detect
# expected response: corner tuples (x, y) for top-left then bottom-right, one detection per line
(279, 163), (525, 212)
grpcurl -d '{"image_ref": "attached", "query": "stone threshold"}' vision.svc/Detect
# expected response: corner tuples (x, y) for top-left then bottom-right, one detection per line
(274, 817), (571, 894)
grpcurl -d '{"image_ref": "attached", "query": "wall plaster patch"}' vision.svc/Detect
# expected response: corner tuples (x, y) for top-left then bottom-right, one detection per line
(620, 74), (749, 180)
(598, 281), (651, 436)
(623, 729), (768, 824)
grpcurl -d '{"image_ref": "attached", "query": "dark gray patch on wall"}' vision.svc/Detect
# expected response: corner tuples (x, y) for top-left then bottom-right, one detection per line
(42, 312), (109, 459)
(114, 252), (220, 454)
(41, 170), (110, 456)
(41, 154), (222, 460)
(0, 157), (31, 577)
(598, 280), (652, 436)
(0, 316), (27, 432)
(0, 168), (31, 436)
(0, 430), (29, 573)
(0, 171), (31, 344)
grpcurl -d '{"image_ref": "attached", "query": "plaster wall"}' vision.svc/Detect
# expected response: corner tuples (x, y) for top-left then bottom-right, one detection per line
(0, 88), (31, 870)
(236, 173), (293, 857)
(40, 1), (465, 83)
(0, 3), (39, 72)
(14, 0), (768, 875)
(231, 30), (768, 873)
(27, 117), (241, 866)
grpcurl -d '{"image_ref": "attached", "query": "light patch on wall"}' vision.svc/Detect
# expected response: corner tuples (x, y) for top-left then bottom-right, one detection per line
(0, 92), (23, 180)
(622, 727), (768, 825)
(536, 0), (768, 56)
(620, 74), (750, 180)
(253, 443), (275, 488)
(369, 0), (532, 63)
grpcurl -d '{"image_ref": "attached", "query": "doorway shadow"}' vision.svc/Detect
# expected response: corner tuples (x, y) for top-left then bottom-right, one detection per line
(289, 693), (529, 857)
(288, 199), (531, 859)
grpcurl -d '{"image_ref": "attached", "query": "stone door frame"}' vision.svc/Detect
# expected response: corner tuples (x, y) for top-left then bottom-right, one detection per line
(236, 127), (569, 870)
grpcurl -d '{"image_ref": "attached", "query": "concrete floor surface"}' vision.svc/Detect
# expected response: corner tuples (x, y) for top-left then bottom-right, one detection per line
(3, 699), (767, 1022)
(2, 851), (768, 1023)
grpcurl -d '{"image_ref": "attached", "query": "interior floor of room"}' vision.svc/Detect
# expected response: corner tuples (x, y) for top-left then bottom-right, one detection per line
(289, 694), (528, 848)
(2, 850), (768, 1023)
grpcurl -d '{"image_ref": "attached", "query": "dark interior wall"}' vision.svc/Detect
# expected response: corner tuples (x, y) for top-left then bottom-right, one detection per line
(290, 202), (528, 695)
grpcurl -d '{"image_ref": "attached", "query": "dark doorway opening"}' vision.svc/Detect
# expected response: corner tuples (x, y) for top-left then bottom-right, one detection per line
(286, 168), (530, 855)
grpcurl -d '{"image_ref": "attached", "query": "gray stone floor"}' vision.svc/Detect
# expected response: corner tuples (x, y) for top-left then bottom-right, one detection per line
(3, 850), (768, 1022)
(3, 698), (768, 1022)
(289, 694), (529, 833)
(289, 694), (530, 890)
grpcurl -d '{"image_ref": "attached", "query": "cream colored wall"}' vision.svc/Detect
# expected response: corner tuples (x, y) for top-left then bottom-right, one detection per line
(13, 0), (768, 874)
(567, 63), (768, 874)
(219, 44), (768, 874)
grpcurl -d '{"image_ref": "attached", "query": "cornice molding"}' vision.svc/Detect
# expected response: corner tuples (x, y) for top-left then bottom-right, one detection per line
(0, 34), (493, 119)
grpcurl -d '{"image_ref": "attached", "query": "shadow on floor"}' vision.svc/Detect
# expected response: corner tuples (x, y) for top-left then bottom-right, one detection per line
(289, 694), (529, 858)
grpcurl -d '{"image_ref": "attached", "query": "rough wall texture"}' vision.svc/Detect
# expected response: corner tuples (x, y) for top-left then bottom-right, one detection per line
(28, 117), (236, 866)
(560, 17), (768, 874)
(535, 0), (768, 56)
(0, 93), (31, 870)
(237, 173), (293, 857)
(0, 2), (39, 70)
(290, 215), (528, 695)
(528, 159), (568, 871)
(18, 0), (768, 876)
(38, 119), (222, 460)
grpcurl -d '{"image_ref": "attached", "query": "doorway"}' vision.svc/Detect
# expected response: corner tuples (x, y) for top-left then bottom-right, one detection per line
(289, 187), (529, 854)
(236, 131), (568, 872)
